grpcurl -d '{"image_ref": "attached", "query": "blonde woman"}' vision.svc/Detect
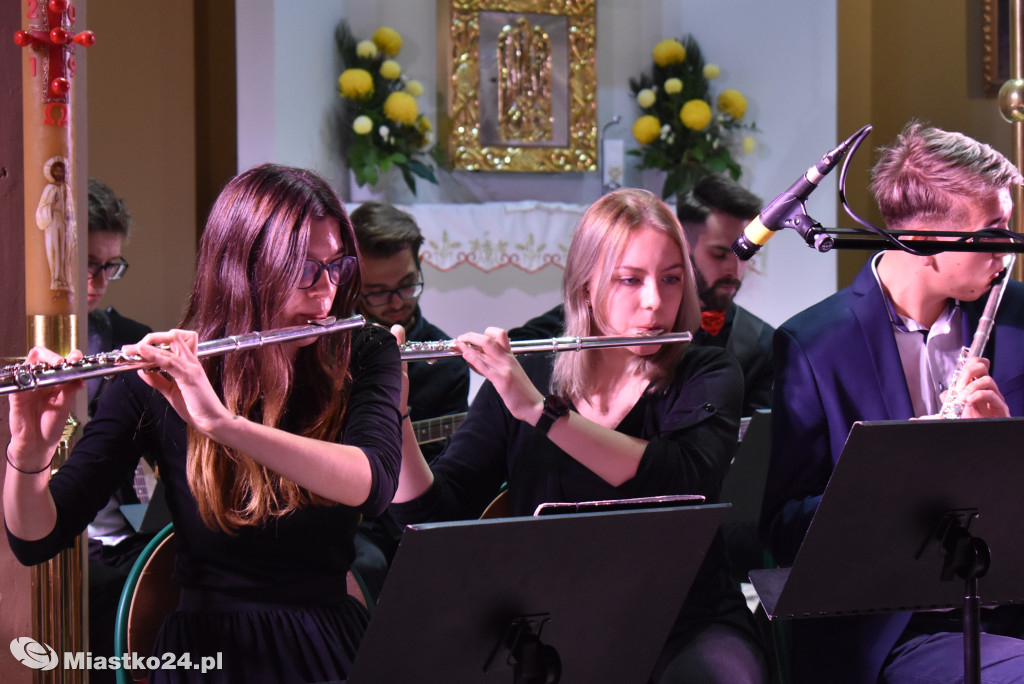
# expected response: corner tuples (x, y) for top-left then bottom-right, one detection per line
(391, 188), (767, 683)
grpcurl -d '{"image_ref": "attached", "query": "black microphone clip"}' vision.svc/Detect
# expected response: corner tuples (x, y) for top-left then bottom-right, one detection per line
(732, 125), (871, 260)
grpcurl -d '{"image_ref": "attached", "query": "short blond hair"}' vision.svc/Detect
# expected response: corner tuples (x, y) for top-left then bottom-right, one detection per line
(870, 121), (1023, 228)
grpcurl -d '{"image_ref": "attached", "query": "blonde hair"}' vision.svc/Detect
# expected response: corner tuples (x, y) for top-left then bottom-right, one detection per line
(551, 188), (700, 398)
(870, 121), (1023, 229)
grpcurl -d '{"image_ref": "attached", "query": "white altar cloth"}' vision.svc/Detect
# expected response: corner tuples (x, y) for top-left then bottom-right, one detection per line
(395, 201), (585, 273)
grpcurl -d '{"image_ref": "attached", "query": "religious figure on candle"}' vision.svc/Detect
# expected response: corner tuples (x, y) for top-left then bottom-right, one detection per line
(35, 155), (76, 294)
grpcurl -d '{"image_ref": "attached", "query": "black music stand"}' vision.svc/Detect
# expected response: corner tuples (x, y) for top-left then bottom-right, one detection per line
(720, 409), (772, 584)
(721, 408), (771, 526)
(347, 503), (727, 684)
(750, 418), (1024, 684)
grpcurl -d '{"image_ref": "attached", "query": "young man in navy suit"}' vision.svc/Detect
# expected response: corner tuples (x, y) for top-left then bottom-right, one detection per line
(762, 122), (1024, 683)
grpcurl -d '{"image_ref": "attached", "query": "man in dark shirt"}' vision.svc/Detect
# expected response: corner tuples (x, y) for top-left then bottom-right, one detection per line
(350, 202), (469, 429)
(677, 174), (772, 416)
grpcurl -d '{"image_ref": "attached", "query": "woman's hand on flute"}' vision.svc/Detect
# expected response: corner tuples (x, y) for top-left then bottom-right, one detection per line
(455, 327), (544, 426)
(7, 346), (84, 470)
(389, 324), (410, 417)
(126, 330), (232, 438)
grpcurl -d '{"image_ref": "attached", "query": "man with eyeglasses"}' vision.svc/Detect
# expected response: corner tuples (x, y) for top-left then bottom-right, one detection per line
(351, 202), (469, 423)
(349, 201), (470, 597)
(85, 178), (156, 684)
(86, 178), (151, 412)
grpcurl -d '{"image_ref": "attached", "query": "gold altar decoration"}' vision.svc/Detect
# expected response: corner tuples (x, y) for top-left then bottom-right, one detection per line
(984, 0), (1010, 97)
(437, 0), (597, 172)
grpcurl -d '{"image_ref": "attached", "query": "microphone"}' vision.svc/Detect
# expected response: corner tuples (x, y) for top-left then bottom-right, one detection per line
(732, 127), (867, 260)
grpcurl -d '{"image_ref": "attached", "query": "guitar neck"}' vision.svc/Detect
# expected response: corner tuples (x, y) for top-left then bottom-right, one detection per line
(410, 412), (468, 445)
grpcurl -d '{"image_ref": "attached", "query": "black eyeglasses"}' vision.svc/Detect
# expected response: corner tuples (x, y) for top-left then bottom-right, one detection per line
(87, 257), (129, 281)
(362, 280), (424, 307)
(298, 255), (358, 289)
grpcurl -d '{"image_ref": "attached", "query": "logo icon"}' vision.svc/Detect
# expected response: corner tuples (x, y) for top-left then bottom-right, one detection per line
(10, 637), (59, 670)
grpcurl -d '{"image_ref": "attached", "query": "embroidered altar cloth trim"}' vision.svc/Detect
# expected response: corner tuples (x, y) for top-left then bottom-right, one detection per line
(395, 201), (584, 273)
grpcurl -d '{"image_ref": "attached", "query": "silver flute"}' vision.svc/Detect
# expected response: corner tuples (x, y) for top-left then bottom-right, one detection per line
(0, 315), (365, 395)
(938, 254), (1016, 418)
(399, 331), (693, 362)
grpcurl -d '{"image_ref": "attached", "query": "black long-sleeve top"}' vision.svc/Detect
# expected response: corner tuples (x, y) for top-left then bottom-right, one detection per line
(7, 324), (403, 604)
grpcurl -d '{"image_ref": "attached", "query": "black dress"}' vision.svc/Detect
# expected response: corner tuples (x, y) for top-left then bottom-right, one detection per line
(7, 325), (403, 683)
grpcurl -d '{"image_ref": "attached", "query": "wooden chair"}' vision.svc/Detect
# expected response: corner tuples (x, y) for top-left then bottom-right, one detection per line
(114, 523), (177, 684)
(479, 488), (510, 519)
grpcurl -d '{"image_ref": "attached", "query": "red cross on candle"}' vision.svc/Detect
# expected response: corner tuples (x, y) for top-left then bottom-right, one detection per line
(13, 0), (94, 126)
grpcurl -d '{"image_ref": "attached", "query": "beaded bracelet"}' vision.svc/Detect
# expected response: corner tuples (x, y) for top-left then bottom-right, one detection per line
(6, 447), (53, 475)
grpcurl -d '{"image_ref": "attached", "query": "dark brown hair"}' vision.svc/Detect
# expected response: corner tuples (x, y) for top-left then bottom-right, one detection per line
(182, 164), (361, 532)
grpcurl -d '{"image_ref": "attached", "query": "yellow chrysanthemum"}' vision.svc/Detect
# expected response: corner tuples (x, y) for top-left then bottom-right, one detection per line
(636, 88), (656, 108)
(743, 136), (756, 154)
(632, 115), (662, 145)
(405, 79), (424, 97)
(338, 68), (374, 99)
(352, 115), (373, 135)
(383, 91), (418, 125)
(680, 99), (712, 131)
(703, 64), (720, 79)
(664, 78), (683, 95)
(380, 60), (402, 80)
(356, 40), (378, 59)
(653, 39), (686, 67)
(718, 89), (747, 120)
(372, 26), (402, 58)
(415, 114), (433, 133)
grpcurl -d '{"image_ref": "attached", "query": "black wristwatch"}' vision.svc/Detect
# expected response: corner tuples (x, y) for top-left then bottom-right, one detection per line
(535, 394), (570, 435)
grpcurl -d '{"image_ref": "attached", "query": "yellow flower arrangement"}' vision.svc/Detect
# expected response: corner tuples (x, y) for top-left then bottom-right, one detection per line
(629, 35), (759, 198)
(336, 21), (436, 194)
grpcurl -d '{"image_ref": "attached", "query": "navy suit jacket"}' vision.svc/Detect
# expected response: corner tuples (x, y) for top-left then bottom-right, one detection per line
(761, 259), (1024, 683)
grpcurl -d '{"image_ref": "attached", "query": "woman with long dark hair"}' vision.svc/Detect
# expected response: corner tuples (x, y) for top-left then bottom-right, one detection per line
(5, 164), (402, 682)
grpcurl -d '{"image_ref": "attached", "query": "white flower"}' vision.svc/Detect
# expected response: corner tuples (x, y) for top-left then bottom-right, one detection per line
(356, 40), (378, 58)
(379, 124), (390, 139)
(352, 115), (373, 135)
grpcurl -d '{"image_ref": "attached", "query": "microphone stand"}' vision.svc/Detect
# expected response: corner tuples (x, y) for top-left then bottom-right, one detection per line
(790, 226), (1024, 254)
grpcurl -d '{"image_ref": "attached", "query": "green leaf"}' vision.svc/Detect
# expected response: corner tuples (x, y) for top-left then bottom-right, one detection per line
(407, 158), (437, 184)
(400, 166), (417, 194)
